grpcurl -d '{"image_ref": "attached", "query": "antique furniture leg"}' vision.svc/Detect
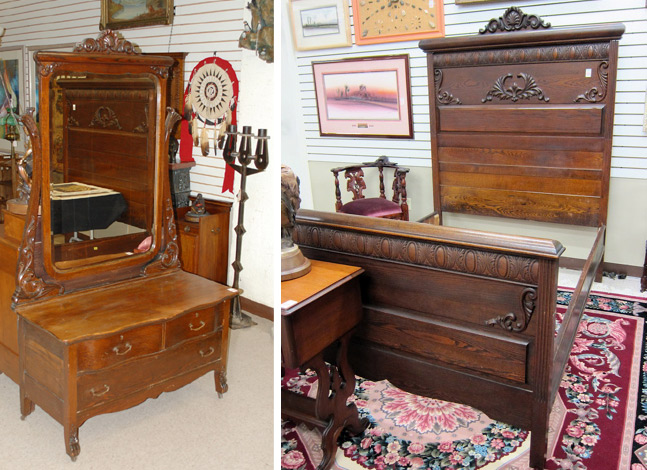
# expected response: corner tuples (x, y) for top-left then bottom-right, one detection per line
(215, 370), (228, 398)
(307, 332), (368, 470)
(19, 393), (34, 420)
(64, 426), (80, 461)
(641, 241), (647, 292)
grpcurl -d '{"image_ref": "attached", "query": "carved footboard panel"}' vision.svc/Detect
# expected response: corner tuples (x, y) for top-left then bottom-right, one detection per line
(294, 209), (564, 468)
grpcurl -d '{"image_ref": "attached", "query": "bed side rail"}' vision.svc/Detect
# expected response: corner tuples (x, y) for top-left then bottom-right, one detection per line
(550, 224), (606, 403)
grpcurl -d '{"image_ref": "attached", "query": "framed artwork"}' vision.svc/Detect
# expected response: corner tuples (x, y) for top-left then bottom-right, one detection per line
(27, 44), (75, 124)
(312, 55), (413, 138)
(100, 0), (174, 30)
(289, 0), (351, 51)
(0, 46), (25, 153)
(351, 0), (444, 45)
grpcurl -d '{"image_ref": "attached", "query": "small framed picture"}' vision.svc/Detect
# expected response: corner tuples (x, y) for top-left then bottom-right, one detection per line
(0, 46), (26, 153)
(100, 0), (174, 30)
(351, 0), (444, 45)
(312, 55), (413, 138)
(289, 0), (351, 51)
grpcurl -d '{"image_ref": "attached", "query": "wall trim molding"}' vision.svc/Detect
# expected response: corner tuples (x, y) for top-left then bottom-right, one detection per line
(240, 296), (273, 322)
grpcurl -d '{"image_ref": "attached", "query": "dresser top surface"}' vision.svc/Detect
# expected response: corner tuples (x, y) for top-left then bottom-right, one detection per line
(16, 270), (237, 343)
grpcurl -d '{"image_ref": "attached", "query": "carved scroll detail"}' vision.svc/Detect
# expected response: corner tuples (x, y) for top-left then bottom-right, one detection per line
(161, 198), (180, 268)
(74, 30), (138, 55)
(480, 7), (550, 34)
(150, 66), (169, 79)
(12, 215), (63, 305)
(482, 73), (549, 103)
(38, 63), (59, 77)
(574, 61), (609, 103)
(89, 106), (122, 129)
(294, 224), (539, 284)
(485, 288), (537, 332)
(434, 70), (462, 105)
(434, 43), (609, 69)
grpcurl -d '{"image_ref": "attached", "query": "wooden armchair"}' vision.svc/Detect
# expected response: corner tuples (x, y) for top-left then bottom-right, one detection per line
(331, 156), (409, 221)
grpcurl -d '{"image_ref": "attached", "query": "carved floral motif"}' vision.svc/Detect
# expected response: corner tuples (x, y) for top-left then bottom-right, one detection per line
(74, 30), (138, 55)
(161, 197), (180, 268)
(574, 61), (609, 103)
(89, 106), (122, 129)
(294, 224), (539, 284)
(434, 70), (462, 106)
(485, 287), (537, 332)
(482, 73), (550, 103)
(479, 7), (551, 34)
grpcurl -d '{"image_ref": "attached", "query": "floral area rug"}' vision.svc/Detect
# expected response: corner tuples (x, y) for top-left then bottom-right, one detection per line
(281, 289), (647, 470)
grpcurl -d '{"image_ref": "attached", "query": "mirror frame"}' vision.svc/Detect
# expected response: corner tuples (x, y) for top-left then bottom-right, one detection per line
(16, 32), (178, 296)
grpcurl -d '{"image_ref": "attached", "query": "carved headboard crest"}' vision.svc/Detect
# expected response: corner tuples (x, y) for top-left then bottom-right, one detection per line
(74, 30), (139, 55)
(479, 7), (551, 34)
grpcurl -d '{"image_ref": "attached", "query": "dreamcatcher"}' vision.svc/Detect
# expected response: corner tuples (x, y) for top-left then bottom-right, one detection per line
(182, 56), (239, 193)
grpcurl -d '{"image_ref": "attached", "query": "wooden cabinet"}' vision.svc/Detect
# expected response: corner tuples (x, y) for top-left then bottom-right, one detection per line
(17, 271), (235, 461)
(176, 199), (232, 285)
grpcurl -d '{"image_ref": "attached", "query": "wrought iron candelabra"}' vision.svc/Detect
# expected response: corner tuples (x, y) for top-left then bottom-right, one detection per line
(223, 124), (269, 329)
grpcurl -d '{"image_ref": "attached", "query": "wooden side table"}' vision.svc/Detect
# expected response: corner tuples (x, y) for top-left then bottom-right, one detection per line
(281, 260), (368, 470)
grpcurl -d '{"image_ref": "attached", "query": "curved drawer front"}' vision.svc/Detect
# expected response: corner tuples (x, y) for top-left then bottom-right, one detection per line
(166, 306), (222, 347)
(77, 332), (223, 411)
(77, 324), (163, 372)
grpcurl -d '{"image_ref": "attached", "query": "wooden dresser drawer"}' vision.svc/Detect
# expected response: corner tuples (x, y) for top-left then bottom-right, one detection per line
(165, 306), (222, 347)
(77, 332), (223, 411)
(77, 324), (163, 372)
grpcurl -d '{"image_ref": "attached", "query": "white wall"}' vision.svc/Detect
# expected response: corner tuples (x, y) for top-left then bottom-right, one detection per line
(282, 0), (647, 269)
(0, 0), (274, 307)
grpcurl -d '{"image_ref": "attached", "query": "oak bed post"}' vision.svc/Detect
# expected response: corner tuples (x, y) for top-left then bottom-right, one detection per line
(529, 256), (560, 469)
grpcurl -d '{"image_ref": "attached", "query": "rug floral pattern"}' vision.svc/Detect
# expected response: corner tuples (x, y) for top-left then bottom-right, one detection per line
(281, 291), (647, 470)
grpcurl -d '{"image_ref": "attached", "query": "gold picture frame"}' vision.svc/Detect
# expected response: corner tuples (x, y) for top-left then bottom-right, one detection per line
(100, 0), (174, 30)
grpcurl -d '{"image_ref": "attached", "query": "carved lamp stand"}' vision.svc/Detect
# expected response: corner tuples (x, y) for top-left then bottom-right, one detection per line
(223, 124), (269, 329)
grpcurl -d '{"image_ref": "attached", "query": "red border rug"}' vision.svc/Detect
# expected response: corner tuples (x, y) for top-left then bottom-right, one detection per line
(281, 289), (647, 470)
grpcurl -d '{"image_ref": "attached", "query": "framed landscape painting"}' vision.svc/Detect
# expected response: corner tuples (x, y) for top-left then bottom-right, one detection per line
(289, 0), (351, 51)
(312, 55), (413, 138)
(101, 0), (174, 30)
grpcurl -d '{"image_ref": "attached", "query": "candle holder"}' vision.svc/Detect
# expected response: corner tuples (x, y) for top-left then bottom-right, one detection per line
(223, 125), (269, 329)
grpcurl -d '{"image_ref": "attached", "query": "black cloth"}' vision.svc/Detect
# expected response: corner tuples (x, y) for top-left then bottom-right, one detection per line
(51, 193), (127, 234)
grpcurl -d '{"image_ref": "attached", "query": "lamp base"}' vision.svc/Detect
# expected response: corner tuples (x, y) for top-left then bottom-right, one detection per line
(281, 245), (311, 281)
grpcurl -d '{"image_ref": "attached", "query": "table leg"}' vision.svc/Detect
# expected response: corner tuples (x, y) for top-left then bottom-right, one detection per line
(307, 332), (368, 470)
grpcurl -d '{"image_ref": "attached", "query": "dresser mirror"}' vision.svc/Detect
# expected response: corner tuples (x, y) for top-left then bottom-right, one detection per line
(47, 72), (157, 270)
(14, 31), (178, 298)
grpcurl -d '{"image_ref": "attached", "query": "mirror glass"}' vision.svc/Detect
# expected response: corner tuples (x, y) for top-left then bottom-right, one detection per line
(47, 71), (157, 270)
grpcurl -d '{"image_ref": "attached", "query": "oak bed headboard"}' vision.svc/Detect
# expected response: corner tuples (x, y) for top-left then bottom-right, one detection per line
(419, 8), (624, 228)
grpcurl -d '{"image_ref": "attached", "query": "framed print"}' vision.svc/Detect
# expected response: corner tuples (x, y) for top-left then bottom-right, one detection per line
(312, 55), (413, 138)
(100, 0), (174, 30)
(289, 0), (351, 51)
(351, 0), (444, 45)
(27, 44), (75, 124)
(0, 46), (25, 153)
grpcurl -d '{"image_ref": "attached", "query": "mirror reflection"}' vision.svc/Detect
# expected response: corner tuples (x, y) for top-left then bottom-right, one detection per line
(48, 72), (157, 269)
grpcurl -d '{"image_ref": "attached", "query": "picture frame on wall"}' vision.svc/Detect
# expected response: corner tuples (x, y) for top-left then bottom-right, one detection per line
(100, 0), (174, 30)
(312, 55), (413, 138)
(351, 0), (444, 45)
(289, 0), (351, 51)
(0, 46), (26, 153)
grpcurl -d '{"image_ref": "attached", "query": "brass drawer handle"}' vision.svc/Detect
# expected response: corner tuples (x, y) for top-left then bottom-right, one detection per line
(90, 385), (110, 397)
(189, 321), (206, 331)
(199, 347), (215, 358)
(112, 342), (132, 356)
(184, 226), (191, 232)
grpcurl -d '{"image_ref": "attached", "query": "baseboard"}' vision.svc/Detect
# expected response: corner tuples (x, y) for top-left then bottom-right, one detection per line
(560, 257), (643, 278)
(240, 296), (273, 322)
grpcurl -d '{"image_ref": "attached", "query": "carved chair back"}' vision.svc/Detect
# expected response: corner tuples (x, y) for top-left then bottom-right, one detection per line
(331, 156), (409, 221)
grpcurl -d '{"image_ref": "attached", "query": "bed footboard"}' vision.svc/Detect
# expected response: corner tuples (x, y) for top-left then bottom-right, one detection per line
(295, 210), (564, 469)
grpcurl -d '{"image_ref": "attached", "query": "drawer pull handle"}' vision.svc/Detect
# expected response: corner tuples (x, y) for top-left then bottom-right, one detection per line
(189, 321), (206, 331)
(112, 342), (132, 356)
(184, 226), (191, 232)
(90, 385), (110, 397)
(199, 347), (215, 358)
